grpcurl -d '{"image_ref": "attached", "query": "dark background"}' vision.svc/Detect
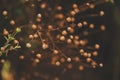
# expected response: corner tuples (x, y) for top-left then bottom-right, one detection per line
(0, 0), (120, 80)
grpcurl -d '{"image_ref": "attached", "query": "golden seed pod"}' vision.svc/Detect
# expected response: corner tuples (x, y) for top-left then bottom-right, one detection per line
(70, 35), (74, 39)
(67, 27), (74, 33)
(92, 65), (96, 68)
(34, 34), (38, 38)
(100, 25), (106, 31)
(93, 51), (98, 56)
(86, 58), (92, 62)
(73, 4), (78, 8)
(71, 17), (75, 22)
(78, 65), (84, 71)
(87, 53), (91, 57)
(95, 44), (100, 49)
(55, 14), (64, 19)
(74, 36), (79, 40)
(57, 6), (62, 10)
(59, 36), (65, 41)
(48, 25), (53, 30)
(19, 55), (25, 60)
(29, 35), (34, 39)
(67, 57), (72, 62)
(67, 27), (72, 31)
(37, 13), (42, 18)
(3, 29), (9, 35)
(67, 64), (73, 69)
(74, 8), (79, 13)
(14, 40), (19, 44)
(36, 18), (41, 22)
(31, 3), (35, 7)
(91, 61), (97, 66)
(89, 4), (95, 9)
(86, 3), (90, 6)
(32, 24), (37, 30)
(42, 43), (49, 49)
(26, 43), (32, 48)
(99, 63), (103, 67)
(79, 49), (84, 53)
(83, 21), (88, 26)
(100, 11), (105, 16)
(74, 57), (80, 62)
(1, 47), (5, 51)
(35, 59), (40, 63)
(62, 30), (67, 35)
(10, 20), (15, 25)
(77, 22), (83, 28)
(56, 34), (60, 39)
(70, 11), (76, 16)
(1, 59), (5, 63)
(79, 40), (86, 46)
(74, 40), (80, 45)
(56, 61), (61, 66)
(66, 17), (72, 22)
(40, 3), (46, 9)
(60, 58), (65, 63)
(83, 52), (88, 57)
(36, 53), (42, 59)
(53, 50), (59, 55)
(54, 77), (60, 80)
(89, 24), (95, 29)
(67, 39), (72, 44)
(2, 10), (8, 16)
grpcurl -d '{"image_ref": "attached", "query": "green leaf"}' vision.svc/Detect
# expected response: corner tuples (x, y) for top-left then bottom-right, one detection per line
(4, 36), (8, 41)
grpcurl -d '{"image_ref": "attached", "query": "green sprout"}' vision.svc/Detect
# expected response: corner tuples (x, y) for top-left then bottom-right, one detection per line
(0, 27), (21, 56)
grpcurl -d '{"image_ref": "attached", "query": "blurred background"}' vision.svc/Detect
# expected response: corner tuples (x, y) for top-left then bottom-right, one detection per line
(0, 0), (120, 80)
